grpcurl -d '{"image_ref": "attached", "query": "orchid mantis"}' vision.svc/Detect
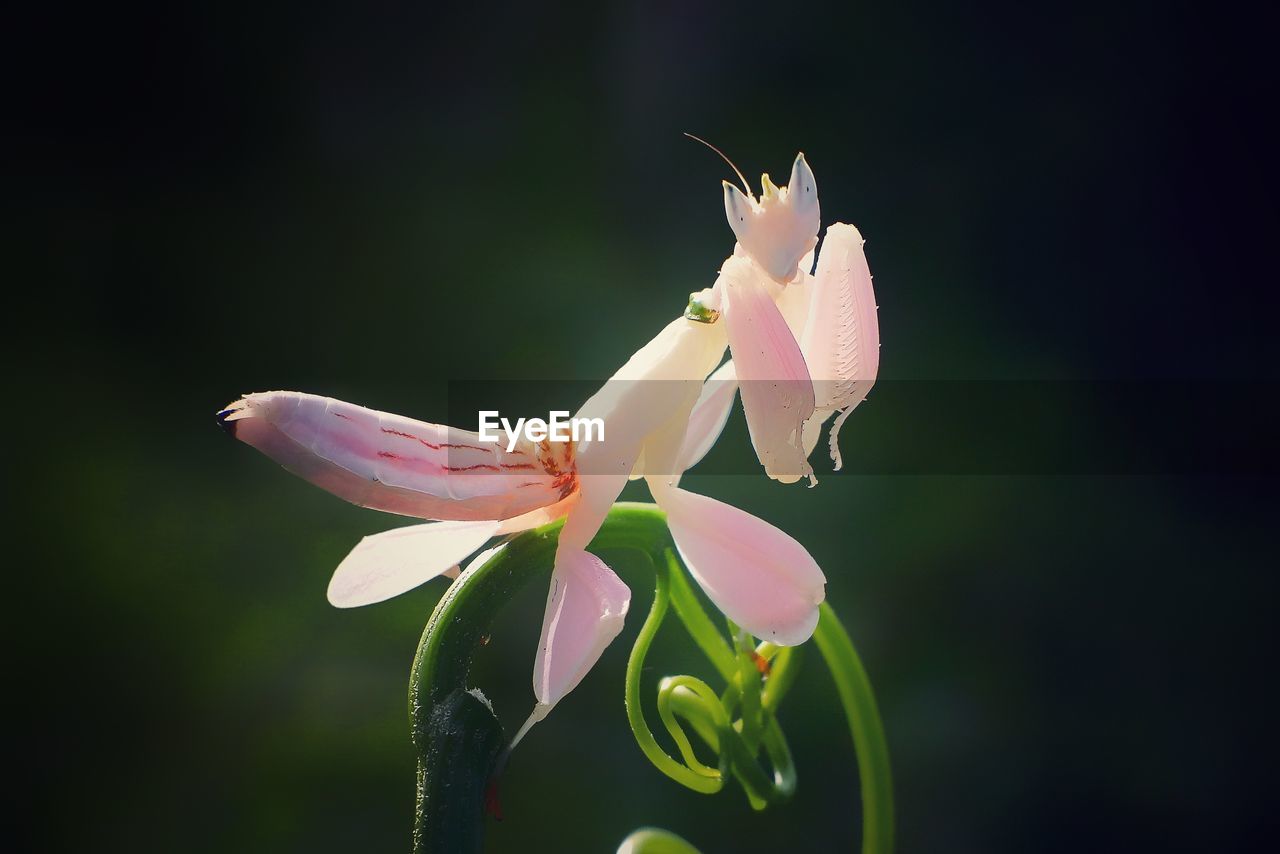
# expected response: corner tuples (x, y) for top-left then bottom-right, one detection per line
(218, 150), (879, 742)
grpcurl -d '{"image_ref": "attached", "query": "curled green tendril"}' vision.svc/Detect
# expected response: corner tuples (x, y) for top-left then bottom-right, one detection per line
(410, 503), (893, 854)
(624, 555), (723, 794)
(624, 548), (797, 808)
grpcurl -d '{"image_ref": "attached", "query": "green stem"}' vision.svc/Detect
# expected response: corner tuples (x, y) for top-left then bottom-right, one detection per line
(761, 645), (800, 714)
(410, 504), (674, 852)
(409, 522), (563, 854)
(813, 603), (895, 854)
(664, 551), (736, 682)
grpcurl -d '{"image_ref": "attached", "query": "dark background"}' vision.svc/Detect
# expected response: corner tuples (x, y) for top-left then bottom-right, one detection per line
(8, 1), (1278, 851)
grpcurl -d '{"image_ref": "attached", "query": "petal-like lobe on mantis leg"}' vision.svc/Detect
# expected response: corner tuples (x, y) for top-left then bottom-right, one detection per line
(656, 485), (825, 646)
(533, 548), (631, 709)
(563, 312), (727, 540)
(218, 391), (572, 522)
(721, 259), (816, 484)
(494, 494), (579, 535)
(801, 223), (880, 469)
(723, 153), (820, 284)
(327, 519), (500, 607)
(676, 360), (738, 475)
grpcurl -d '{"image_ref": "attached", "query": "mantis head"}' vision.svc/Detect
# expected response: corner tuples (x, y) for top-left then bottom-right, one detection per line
(723, 153), (821, 284)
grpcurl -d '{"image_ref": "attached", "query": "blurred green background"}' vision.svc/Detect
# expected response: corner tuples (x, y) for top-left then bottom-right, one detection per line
(10, 1), (1277, 851)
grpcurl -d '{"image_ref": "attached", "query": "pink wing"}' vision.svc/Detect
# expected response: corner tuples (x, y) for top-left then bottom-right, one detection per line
(218, 391), (575, 522)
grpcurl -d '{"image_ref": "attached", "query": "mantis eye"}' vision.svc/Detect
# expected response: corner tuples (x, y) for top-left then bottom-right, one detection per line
(684, 288), (721, 324)
(789, 152), (818, 215)
(723, 181), (753, 225)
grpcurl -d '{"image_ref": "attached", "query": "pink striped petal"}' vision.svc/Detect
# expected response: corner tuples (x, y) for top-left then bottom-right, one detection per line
(721, 260), (816, 484)
(533, 547), (631, 709)
(218, 391), (573, 522)
(327, 519), (500, 607)
(658, 485), (825, 645)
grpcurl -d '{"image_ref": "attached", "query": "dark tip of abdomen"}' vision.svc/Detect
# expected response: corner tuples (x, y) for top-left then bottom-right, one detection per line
(216, 409), (238, 436)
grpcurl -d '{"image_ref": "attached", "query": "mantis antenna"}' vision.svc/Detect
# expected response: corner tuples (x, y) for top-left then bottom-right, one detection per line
(683, 132), (752, 198)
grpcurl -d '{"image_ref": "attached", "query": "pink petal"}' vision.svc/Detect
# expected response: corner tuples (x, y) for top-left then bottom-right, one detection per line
(327, 519), (500, 607)
(676, 360), (738, 474)
(218, 391), (573, 522)
(721, 260), (816, 484)
(658, 486), (825, 645)
(533, 547), (631, 709)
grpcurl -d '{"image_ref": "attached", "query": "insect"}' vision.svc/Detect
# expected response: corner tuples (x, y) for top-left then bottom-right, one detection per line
(218, 145), (879, 738)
